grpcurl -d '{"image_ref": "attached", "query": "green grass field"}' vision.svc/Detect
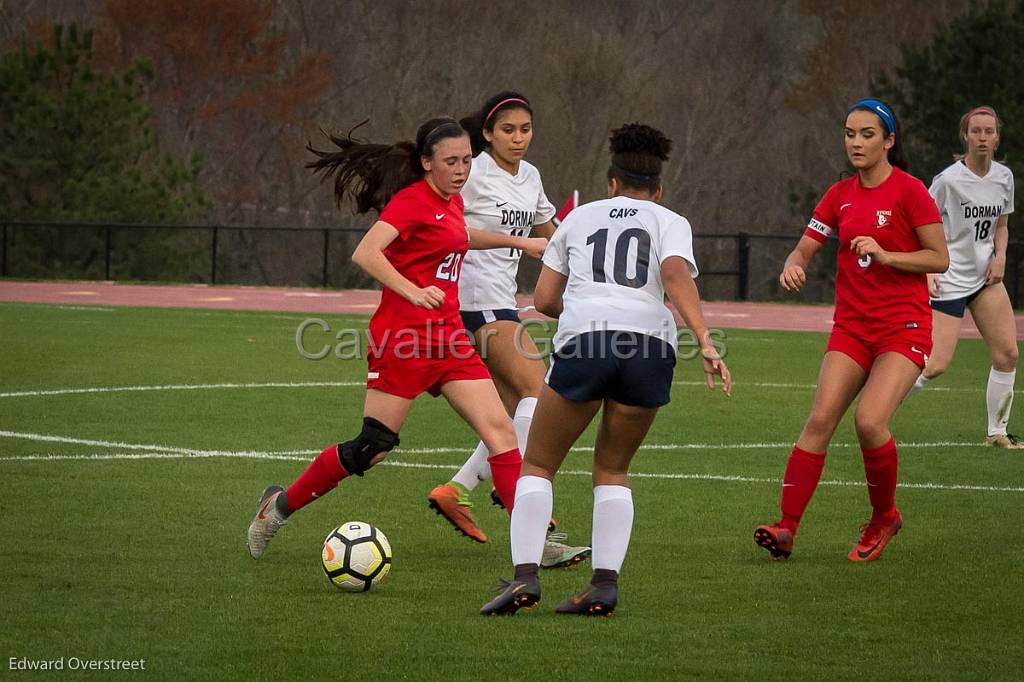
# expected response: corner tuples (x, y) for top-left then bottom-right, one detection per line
(1, 301), (1022, 680)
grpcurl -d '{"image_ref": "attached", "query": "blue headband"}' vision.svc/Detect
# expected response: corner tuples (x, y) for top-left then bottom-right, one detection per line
(849, 98), (896, 136)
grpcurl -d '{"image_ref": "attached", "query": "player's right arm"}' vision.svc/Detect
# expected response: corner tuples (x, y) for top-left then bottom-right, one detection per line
(780, 236), (825, 291)
(352, 220), (445, 309)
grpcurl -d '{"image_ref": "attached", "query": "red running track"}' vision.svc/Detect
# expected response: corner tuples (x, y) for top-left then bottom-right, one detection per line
(2, 279), (1021, 339)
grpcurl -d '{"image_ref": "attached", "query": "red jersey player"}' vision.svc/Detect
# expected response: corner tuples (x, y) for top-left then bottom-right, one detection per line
(247, 118), (546, 560)
(754, 99), (948, 562)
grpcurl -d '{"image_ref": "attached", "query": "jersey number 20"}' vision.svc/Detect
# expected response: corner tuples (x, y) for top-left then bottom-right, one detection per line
(586, 228), (651, 288)
(436, 252), (463, 282)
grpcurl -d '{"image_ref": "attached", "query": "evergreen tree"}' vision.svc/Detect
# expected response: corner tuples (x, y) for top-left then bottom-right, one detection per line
(873, 0), (1023, 184)
(0, 23), (205, 222)
(0, 24), (207, 279)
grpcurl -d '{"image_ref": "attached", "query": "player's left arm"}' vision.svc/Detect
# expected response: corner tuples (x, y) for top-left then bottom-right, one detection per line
(530, 220), (555, 240)
(662, 256), (732, 396)
(850, 222), (949, 273)
(986, 215), (1010, 285)
(467, 228), (547, 258)
(532, 265), (567, 318)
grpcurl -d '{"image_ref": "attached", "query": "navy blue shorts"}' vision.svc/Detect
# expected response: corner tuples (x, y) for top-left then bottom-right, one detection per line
(931, 285), (987, 319)
(545, 331), (676, 408)
(460, 308), (521, 334)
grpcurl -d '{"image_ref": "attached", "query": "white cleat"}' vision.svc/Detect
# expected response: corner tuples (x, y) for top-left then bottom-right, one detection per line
(541, 532), (591, 569)
(247, 485), (288, 559)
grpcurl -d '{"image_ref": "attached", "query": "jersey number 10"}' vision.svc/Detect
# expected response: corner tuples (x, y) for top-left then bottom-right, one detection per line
(586, 228), (651, 288)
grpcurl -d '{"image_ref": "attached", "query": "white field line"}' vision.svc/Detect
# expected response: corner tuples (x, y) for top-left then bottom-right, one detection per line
(0, 380), (1009, 399)
(0, 381), (364, 399)
(1, 430), (1021, 493)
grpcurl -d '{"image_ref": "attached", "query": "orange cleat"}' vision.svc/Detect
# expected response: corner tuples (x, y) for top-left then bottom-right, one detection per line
(753, 523), (794, 560)
(848, 509), (902, 562)
(429, 483), (487, 543)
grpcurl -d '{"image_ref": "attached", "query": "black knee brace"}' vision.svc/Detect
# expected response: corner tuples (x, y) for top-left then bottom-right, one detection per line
(337, 417), (400, 476)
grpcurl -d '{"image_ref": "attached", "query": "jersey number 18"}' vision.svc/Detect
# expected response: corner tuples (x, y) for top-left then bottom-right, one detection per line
(974, 219), (992, 241)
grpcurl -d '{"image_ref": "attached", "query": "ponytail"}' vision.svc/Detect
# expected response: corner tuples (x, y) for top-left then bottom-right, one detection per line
(307, 118), (466, 214)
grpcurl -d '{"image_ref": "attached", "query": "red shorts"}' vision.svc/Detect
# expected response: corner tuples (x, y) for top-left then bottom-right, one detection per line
(366, 345), (491, 399)
(826, 323), (932, 372)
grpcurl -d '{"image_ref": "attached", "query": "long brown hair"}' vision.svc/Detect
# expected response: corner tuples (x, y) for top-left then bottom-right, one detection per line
(307, 118), (466, 213)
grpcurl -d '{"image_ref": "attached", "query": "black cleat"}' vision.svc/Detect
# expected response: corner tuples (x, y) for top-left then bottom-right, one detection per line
(490, 487), (557, 532)
(555, 584), (618, 616)
(489, 487), (505, 509)
(480, 577), (541, 616)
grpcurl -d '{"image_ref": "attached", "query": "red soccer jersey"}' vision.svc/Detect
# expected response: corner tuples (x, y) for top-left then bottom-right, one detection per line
(804, 167), (942, 333)
(369, 179), (471, 350)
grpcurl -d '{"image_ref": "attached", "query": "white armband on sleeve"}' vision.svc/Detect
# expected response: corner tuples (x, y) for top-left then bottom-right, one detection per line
(807, 218), (834, 239)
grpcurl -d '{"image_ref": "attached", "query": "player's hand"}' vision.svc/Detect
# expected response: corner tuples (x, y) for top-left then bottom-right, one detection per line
(408, 286), (445, 309)
(850, 236), (889, 264)
(986, 255), (1006, 285)
(700, 348), (732, 397)
(521, 237), (548, 259)
(780, 264), (806, 291)
(927, 273), (940, 297)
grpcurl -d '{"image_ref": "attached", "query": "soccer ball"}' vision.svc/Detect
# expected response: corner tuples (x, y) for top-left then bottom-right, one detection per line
(321, 522), (392, 592)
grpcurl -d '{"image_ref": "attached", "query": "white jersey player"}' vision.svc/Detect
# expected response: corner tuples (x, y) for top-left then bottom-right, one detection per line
(426, 91), (590, 569)
(908, 106), (1020, 448)
(482, 123), (730, 617)
(543, 196), (698, 354)
(458, 149), (556, 312)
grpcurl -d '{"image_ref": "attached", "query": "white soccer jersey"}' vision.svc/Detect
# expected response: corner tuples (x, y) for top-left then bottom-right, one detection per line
(458, 151), (556, 311)
(542, 196), (698, 352)
(929, 160), (1015, 300)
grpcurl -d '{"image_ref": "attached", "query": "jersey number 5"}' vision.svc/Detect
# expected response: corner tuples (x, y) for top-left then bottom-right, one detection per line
(436, 252), (463, 282)
(586, 228), (652, 288)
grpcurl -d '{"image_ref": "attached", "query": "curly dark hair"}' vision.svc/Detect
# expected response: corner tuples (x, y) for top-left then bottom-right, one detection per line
(607, 122), (673, 192)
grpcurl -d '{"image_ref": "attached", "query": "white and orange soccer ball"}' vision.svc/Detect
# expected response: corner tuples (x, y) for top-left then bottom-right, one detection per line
(321, 522), (392, 592)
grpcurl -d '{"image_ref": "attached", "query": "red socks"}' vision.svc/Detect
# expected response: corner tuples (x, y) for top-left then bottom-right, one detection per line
(285, 444), (351, 514)
(488, 448), (522, 513)
(779, 445), (826, 532)
(862, 436), (898, 520)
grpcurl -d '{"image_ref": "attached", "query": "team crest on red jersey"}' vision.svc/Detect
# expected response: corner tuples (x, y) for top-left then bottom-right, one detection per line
(875, 210), (892, 227)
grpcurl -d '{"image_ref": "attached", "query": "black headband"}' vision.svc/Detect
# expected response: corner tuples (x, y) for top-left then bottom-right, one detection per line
(611, 162), (658, 183)
(421, 121), (463, 155)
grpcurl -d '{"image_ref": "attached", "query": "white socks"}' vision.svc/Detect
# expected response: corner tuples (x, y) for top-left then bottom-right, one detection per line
(592, 485), (633, 572)
(987, 368), (1016, 436)
(512, 396), (538, 454)
(451, 441), (489, 490)
(451, 397), (537, 490)
(510, 475), (552, 566)
(906, 373), (930, 399)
